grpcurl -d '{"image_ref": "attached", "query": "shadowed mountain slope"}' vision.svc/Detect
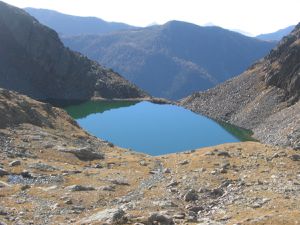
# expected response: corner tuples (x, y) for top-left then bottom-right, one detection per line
(0, 2), (147, 102)
(62, 21), (276, 99)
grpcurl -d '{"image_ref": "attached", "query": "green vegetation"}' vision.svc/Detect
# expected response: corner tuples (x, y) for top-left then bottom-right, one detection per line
(64, 100), (138, 119)
(218, 121), (257, 142)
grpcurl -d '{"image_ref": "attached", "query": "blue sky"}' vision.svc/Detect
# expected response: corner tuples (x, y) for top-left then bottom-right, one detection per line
(3, 0), (300, 35)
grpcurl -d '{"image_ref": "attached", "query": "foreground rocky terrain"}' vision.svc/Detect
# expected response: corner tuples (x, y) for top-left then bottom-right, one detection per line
(0, 1), (147, 102)
(1, 89), (300, 225)
(181, 23), (300, 149)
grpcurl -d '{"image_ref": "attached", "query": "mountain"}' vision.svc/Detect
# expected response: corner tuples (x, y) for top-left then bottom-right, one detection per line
(25, 8), (136, 36)
(256, 25), (295, 41)
(181, 23), (300, 149)
(62, 21), (276, 99)
(0, 2), (147, 102)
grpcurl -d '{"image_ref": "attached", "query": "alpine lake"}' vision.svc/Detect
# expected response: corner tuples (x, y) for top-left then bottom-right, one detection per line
(64, 100), (254, 156)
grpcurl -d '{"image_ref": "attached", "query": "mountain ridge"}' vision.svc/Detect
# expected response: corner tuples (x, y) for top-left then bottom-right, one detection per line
(256, 25), (296, 41)
(61, 20), (276, 99)
(24, 7), (137, 36)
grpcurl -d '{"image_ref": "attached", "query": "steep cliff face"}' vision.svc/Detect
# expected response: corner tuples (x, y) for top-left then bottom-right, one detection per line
(0, 1), (147, 101)
(264, 23), (300, 103)
(181, 24), (300, 149)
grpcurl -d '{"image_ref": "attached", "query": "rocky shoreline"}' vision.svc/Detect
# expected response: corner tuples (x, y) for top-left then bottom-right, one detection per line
(181, 23), (300, 150)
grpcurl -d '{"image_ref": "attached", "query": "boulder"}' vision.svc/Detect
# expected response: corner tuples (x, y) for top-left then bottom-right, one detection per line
(66, 185), (95, 192)
(148, 213), (175, 225)
(9, 160), (21, 167)
(59, 147), (104, 161)
(0, 168), (9, 177)
(80, 208), (126, 224)
(184, 189), (198, 202)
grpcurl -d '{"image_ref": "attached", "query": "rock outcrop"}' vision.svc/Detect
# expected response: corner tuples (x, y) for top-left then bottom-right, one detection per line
(181, 23), (300, 149)
(0, 1), (147, 102)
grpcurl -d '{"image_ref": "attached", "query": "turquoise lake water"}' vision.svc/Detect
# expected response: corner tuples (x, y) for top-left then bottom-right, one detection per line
(65, 101), (253, 155)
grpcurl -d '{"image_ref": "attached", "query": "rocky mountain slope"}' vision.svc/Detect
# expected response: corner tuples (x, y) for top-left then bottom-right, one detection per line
(181, 23), (300, 149)
(25, 8), (136, 36)
(0, 1), (147, 102)
(1, 89), (300, 225)
(61, 21), (275, 99)
(256, 25), (296, 41)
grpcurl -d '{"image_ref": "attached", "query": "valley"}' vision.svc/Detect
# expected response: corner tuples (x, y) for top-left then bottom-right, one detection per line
(0, 1), (299, 224)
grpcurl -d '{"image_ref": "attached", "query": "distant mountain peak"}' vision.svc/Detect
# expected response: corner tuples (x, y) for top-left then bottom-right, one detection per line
(25, 7), (137, 36)
(256, 25), (296, 41)
(62, 21), (275, 99)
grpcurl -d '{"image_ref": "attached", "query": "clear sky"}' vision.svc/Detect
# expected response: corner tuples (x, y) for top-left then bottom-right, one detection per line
(2, 0), (300, 35)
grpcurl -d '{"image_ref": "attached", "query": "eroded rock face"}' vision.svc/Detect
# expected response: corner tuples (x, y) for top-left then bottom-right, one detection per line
(181, 23), (300, 149)
(0, 1), (147, 102)
(265, 23), (300, 103)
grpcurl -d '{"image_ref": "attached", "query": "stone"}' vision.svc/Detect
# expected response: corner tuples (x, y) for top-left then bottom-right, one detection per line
(164, 168), (171, 173)
(111, 179), (130, 186)
(64, 199), (73, 205)
(20, 170), (32, 178)
(9, 160), (21, 167)
(148, 213), (175, 225)
(21, 185), (31, 191)
(139, 161), (148, 166)
(290, 154), (300, 161)
(0, 168), (9, 177)
(179, 160), (189, 165)
(0, 207), (8, 216)
(209, 188), (224, 198)
(217, 151), (231, 157)
(102, 185), (116, 191)
(166, 180), (179, 187)
(173, 213), (185, 219)
(94, 164), (103, 168)
(80, 208), (126, 224)
(66, 185), (95, 192)
(187, 205), (204, 213)
(184, 189), (198, 202)
(29, 163), (57, 171)
(186, 211), (197, 222)
(153, 200), (178, 208)
(251, 198), (270, 208)
(59, 147), (104, 161)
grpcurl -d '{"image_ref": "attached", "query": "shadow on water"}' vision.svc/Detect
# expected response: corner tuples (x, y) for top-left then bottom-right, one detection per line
(64, 100), (139, 119)
(218, 121), (257, 142)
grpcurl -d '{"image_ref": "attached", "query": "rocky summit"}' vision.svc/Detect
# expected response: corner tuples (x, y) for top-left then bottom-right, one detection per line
(181, 23), (300, 150)
(0, 90), (300, 224)
(0, 1), (147, 102)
